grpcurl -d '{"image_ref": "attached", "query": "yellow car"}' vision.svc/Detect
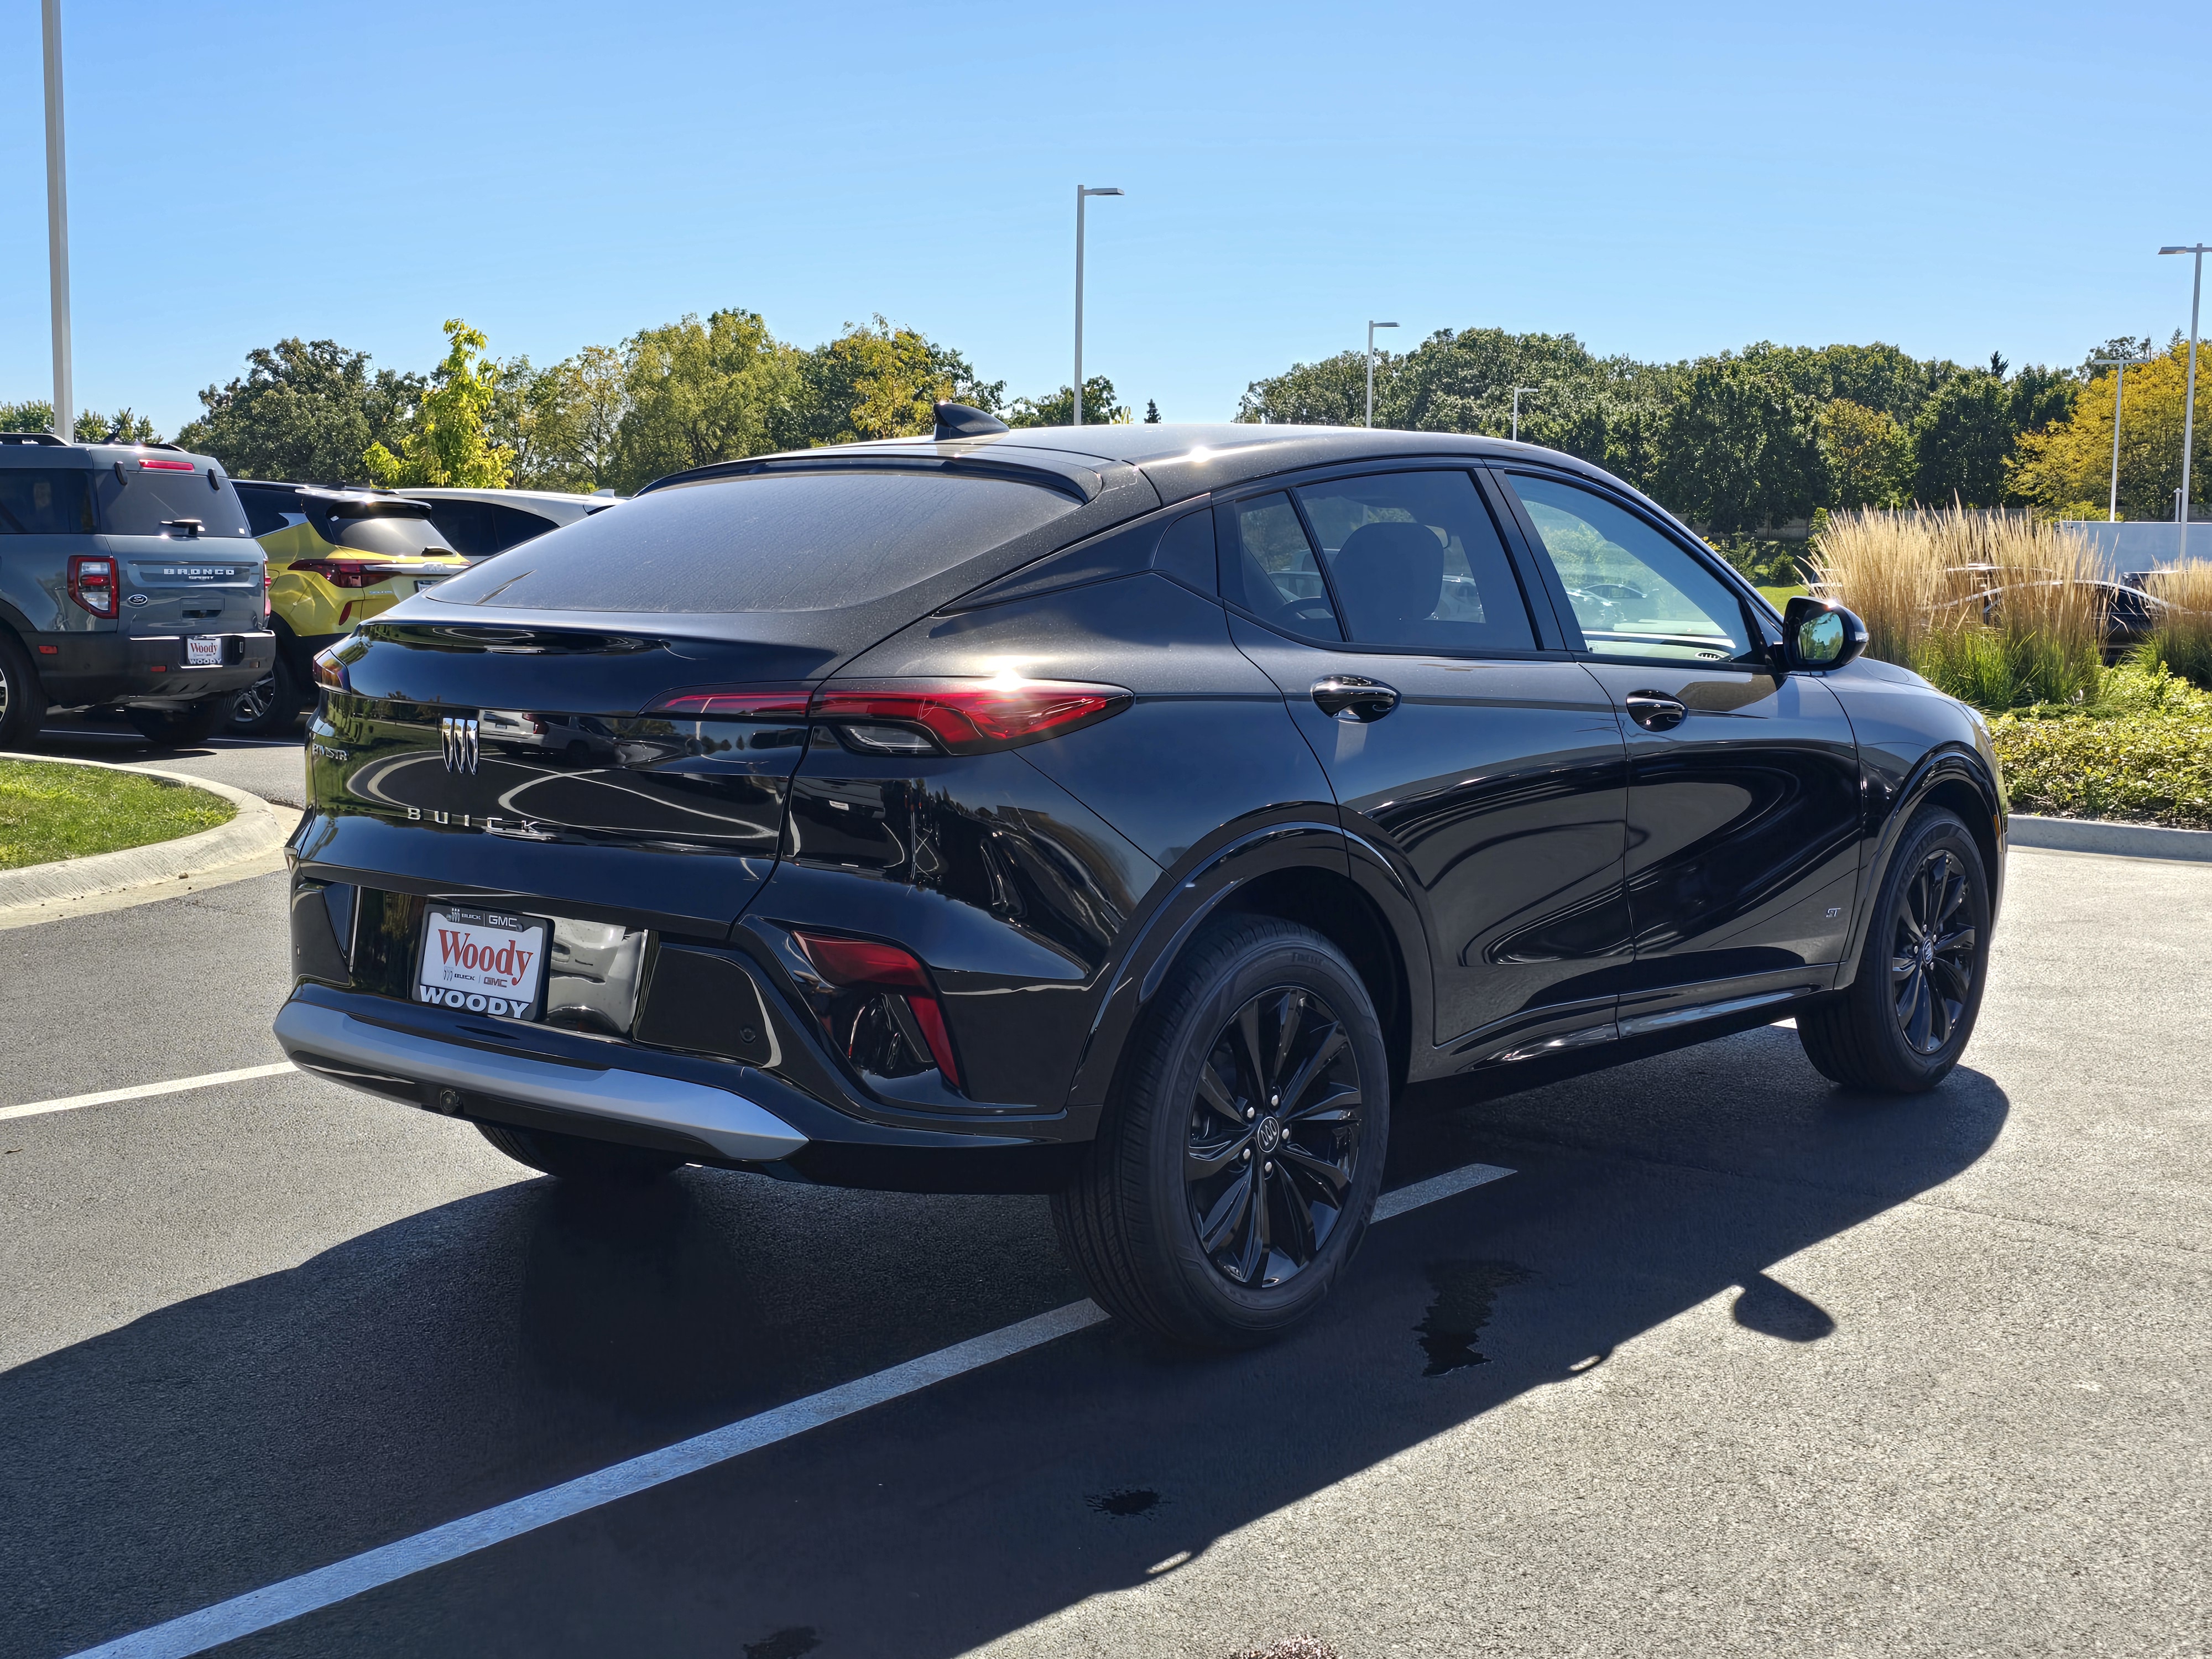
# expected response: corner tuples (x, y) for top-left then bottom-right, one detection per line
(231, 483), (468, 732)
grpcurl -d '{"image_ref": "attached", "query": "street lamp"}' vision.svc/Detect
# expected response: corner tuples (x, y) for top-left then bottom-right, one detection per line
(2089, 351), (2157, 523)
(1365, 321), (1398, 427)
(1073, 186), (1123, 427)
(2159, 243), (2209, 558)
(1511, 387), (1538, 444)
(43, 0), (72, 441)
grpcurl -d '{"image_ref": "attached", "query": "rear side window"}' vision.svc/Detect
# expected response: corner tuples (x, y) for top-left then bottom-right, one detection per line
(1218, 492), (1341, 639)
(0, 468), (95, 535)
(1294, 470), (1535, 652)
(99, 465), (254, 539)
(237, 483), (305, 539)
(425, 471), (1079, 615)
(420, 499), (557, 557)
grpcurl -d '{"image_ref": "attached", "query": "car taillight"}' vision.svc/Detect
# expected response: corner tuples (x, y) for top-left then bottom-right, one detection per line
(286, 558), (380, 589)
(310, 647), (351, 692)
(138, 457), (195, 472)
(648, 677), (1131, 754)
(791, 930), (961, 1086)
(67, 555), (119, 618)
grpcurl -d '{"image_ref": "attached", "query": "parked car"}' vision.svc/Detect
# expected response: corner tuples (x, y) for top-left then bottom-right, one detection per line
(1966, 577), (2174, 662)
(274, 412), (2007, 1349)
(395, 487), (616, 560)
(229, 483), (469, 734)
(0, 432), (273, 748)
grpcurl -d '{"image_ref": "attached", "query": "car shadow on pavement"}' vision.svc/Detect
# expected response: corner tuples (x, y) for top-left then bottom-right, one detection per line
(0, 1025), (2008, 1658)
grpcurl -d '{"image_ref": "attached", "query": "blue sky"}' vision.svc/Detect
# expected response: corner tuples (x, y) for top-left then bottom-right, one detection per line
(3, 0), (2208, 437)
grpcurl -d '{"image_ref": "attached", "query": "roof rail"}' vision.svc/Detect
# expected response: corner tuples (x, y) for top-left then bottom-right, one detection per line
(0, 431), (68, 447)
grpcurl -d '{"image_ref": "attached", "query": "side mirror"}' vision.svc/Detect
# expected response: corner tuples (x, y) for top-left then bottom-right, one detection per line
(1781, 595), (1867, 672)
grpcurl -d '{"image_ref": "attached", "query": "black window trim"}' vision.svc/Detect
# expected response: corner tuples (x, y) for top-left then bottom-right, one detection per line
(1209, 460), (1571, 662)
(1490, 463), (1780, 674)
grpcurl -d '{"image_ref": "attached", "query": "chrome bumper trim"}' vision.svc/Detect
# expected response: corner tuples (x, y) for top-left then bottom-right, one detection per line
(274, 1000), (807, 1162)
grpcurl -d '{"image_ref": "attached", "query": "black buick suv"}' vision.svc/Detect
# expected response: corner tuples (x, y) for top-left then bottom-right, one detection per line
(274, 413), (2005, 1348)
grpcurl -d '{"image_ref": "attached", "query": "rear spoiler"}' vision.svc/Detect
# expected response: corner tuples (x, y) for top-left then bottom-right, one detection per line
(638, 450), (1104, 505)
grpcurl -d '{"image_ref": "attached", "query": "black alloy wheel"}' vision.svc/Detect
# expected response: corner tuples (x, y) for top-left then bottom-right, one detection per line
(1799, 805), (1991, 1093)
(1054, 915), (1390, 1349)
(1185, 986), (1364, 1289)
(228, 656), (304, 737)
(1890, 847), (1976, 1055)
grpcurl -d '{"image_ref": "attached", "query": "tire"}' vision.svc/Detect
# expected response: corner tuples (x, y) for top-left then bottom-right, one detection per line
(125, 697), (227, 749)
(228, 656), (303, 736)
(476, 1121), (686, 1185)
(1799, 806), (1991, 1093)
(0, 631), (46, 750)
(1052, 915), (1391, 1350)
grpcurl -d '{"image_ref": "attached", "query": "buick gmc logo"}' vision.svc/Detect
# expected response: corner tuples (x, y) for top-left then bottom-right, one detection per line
(440, 716), (480, 775)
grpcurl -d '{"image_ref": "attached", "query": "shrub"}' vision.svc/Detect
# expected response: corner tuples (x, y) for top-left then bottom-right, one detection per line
(2144, 561), (2212, 691)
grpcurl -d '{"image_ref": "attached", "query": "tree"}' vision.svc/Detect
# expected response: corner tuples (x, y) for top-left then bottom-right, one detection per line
(1004, 377), (1128, 426)
(1144, 399), (1161, 424)
(1, 400), (158, 442)
(1818, 399), (1912, 509)
(493, 345), (629, 492)
(361, 320), (513, 489)
(2011, 338), (2212, 519)
(1741, 340), (1952, 427)
(177, 339), (421, 482)
(611, 308), (804, 491)
(792, 317), (1001, 446)
(1910, 371), (2018, 506)
(1650, 357), (1823, 533)
(1237, 351), (1380, 425)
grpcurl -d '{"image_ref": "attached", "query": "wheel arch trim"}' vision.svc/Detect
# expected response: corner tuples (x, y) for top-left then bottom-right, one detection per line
(1835, 744), (2004, 992)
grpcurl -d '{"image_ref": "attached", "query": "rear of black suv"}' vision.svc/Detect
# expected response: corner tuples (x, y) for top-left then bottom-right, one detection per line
(0, 434), (273, 747)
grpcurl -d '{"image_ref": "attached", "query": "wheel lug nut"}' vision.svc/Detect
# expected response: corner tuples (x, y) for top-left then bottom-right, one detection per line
(1264, 1161), (1274, 1174)
(1245, 1107), (1254, 1119)
(1242, 1148), (1251, 1160)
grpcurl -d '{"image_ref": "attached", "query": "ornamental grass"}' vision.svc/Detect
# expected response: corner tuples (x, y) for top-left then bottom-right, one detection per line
(2143, 560), (2212, 691)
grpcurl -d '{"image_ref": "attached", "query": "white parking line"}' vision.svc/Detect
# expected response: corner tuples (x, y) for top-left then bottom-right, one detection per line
(71, 1160), (1516, 1658)
(0, 1063), (297, 1124)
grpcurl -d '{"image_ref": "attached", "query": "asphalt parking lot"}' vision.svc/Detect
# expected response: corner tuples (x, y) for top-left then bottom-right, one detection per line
(2, 811), (2205, 1657)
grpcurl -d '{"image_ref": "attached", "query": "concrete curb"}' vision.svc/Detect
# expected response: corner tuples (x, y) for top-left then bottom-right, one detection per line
(0, 754), (291, 916)
(2011, 813), (2212, 863)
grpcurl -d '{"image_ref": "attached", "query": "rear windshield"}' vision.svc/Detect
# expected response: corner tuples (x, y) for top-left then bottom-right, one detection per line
(422, 471), (1079, 615)
(98, 465), (254, 539)
(0, 468), (96, 535)
(311, 510), (456, 559)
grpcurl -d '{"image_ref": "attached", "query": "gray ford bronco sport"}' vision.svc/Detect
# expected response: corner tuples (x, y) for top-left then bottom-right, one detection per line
(0, 432), (273, 748)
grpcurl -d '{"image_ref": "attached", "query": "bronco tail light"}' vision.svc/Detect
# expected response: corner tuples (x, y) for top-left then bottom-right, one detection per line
(67, 555), (119, 618)
(138, 456), (195, 472)
(310, 647), (351, 692)
(791, 930), (962, 1087)
(286, 558), (381, 589)
(648, 677), (1131, 755)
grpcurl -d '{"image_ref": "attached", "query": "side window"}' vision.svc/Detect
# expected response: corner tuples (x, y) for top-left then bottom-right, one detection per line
(1507, 473), (1755, 662)
(237, 484), (303, 540)
(1217, 492), (1340, 639)
(0, 468), (95, 535)
(1293, 470), (1535, 652)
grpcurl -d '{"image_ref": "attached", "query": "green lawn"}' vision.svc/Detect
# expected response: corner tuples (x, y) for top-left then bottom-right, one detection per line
(0, 760), (236, 871)
(1759, 583), (1809, 611)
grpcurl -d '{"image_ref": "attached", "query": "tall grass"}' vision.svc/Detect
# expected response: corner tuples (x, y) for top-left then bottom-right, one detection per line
(2143, 561), (2212, 690)
(1809, 507), (2105, 708)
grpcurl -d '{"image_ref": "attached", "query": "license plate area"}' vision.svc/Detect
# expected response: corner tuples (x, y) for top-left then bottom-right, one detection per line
(184, 635), (223, 667)
(413, 577), (446, 594)
(415, 906), (551, 1020)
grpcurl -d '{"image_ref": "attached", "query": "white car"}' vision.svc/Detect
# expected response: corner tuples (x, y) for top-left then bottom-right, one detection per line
(395, 487), (619, 560)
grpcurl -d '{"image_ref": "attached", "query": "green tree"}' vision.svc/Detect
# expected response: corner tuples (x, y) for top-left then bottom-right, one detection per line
(493, 345), (629, 492)
(1910, 371), (2018, 506)
(1004, 377), (1128, 426)
(792, 317), (1001, 446)
(611, 309), (803, 491)
(1237, 349), (1383, 425)
(1, 400), (158, 442)
(1818, 399), (1913, 508)
(1650, 357), (1824, 533)
(1144, 399), (1161, 424)
(1741, 341), (1953, 427)
(178, 339), (421, 482)
(361, 320), (513, 489)
(2011, 338), (2212, 519)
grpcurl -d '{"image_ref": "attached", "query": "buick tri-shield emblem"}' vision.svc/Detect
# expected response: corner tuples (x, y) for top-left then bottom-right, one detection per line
(440, 716), (480, 775)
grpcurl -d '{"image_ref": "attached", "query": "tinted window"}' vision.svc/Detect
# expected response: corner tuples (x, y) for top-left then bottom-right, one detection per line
(304, 500), (457, 559)
(0, 468), (95, 535)
(1295, 470), (1534, 652)
(1218, 492), (1340, 639)
(425, 471), (1078, 615)
(421, 499), (557, 557)
(1509, 474), (1754, 662)
(99, 465), (254, 539)
(237, 483), (304, 539)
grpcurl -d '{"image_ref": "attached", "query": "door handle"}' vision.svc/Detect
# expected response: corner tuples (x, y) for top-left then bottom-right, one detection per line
(1311, 675), (1400, 722)
(1624, 691), (1687, 732)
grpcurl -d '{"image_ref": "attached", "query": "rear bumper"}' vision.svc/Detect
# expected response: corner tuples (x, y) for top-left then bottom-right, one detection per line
(32, 629), (276, 707)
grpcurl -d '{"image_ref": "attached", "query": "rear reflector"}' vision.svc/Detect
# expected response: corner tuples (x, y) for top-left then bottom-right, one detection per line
(792, 930), (961, 1086)
(648, 677), (1130, 754)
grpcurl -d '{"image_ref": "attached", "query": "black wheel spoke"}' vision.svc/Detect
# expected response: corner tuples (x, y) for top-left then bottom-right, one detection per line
(1270, 992), (1305, 1086)
(1274, 1025), (1348, 1119)
(1197, 1173), (1253, 1255)
(1194, 1061), (1246, 1129)
(1236, 1165), (1269, 1282)
(1279, 1140), (1352, 1196)
(1284, 1078), (1360, 1125)
(1185, 1131), (1251, 1182)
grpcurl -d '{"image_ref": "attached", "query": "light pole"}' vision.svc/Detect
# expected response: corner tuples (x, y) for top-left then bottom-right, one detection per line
(43, 0), (72, 441)
(2089, 352), (2156, 522)
(1511, 387), (1538, 444)
(1073, 186), (1123, 426)
(2159, 243), (2209, 558)
(1365, 321), (1397, 427)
